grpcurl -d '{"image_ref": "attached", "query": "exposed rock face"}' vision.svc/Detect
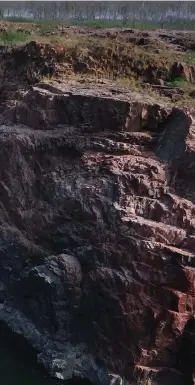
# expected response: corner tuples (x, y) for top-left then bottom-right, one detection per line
(0, 81), (195, 385)
(171, 62), (195, 83)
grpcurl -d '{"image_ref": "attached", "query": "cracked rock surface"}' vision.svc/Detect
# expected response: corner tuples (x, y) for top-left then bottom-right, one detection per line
(0, 81), (194, 385)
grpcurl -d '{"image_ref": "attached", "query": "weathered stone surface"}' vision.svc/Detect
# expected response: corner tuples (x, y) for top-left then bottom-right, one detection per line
(0, 82), (194, 385)
(14, 84), (167, 132)
(171, 62), (195, 83)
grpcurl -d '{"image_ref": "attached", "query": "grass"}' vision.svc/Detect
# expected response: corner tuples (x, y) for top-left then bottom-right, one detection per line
(183, 51), (195, 66)
(5, 16), (32, 23)
(69, 19), (156, 30)
(0, 18), (195, 101)
(0, 17), (158, 30)
(0, 28), (30, 45)
(169, 77), (189, 88)
(3, 16), (195, 31)
(168, 77), (195, 90)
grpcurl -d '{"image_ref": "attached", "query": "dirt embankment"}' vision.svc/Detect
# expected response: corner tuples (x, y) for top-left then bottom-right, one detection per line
(0, 23), (195, 104)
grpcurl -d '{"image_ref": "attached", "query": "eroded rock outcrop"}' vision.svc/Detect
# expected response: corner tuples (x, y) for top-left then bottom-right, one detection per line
(0, 81), (194, 385)
(171, 62), (195, 84)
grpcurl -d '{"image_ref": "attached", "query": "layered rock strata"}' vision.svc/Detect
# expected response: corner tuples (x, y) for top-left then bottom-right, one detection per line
(0, 82), (194, 385)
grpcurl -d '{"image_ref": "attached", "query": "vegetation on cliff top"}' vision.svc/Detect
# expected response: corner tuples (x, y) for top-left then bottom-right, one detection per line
(0, 2), (195, 104)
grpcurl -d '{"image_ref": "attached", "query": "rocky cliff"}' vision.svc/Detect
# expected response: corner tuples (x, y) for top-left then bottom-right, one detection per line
(0, 75), (195, 385)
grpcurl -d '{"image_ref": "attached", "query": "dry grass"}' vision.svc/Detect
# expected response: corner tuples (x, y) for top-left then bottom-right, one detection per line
(0, 22), (188, 74)
(1, 21), (195, 107)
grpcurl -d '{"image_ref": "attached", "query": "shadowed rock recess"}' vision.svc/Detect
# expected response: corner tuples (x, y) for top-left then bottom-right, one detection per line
(0, 78), (195, 385)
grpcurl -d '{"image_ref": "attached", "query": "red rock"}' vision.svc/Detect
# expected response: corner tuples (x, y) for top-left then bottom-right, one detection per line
(171, 62), (195, 83)
(0, 80), (194, 385)
(185, 235), (195, 252)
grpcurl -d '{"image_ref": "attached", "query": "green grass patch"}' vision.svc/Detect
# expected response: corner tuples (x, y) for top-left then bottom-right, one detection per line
(2, 16), (195, 31)
(64, 19), (157, 30)
(168, 77), (193, 90)
(5, 16), (32, 23)
(0, 28), (30, 45)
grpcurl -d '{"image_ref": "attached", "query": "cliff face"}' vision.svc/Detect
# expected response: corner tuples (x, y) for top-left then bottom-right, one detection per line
(0, 79), (195, 385)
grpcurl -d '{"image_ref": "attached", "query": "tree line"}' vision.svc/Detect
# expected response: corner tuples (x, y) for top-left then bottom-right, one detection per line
(0, 1), (195, 29)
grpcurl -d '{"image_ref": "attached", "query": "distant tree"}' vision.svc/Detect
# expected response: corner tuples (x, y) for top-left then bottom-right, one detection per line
(0, 0), (195, 30)
(119, 2), (131, 26)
